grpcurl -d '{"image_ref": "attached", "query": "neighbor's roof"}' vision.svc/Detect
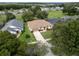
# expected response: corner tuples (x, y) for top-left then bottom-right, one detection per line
(48, 18), (59, 24)
(0, 24), (4, 29)
(27, 19), (52, 31)
(7, 19), (23, 29)
(2, 19), (23, 31)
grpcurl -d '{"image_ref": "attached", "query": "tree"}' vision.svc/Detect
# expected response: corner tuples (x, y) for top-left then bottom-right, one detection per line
(51, 19), (79, 55)
(0, 31), (29, 56)
(22, 11), (34, 22)
(28, 5), (41, 16)
(16, 42), (28, 56)
(0, 31), (19, 55)
(0, 4), (31, 10)
(24, 44), (47, 56)
(0, 49), (10, 56)
(36, 11), (48, 19)
(5, 12), (16, 22)
(62, 3), (77, 15)
(0, 31), (47, 56)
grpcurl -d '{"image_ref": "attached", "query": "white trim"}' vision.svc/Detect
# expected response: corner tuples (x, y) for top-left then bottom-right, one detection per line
(9, 31), (17, 34)
(9, 26), (16, 28)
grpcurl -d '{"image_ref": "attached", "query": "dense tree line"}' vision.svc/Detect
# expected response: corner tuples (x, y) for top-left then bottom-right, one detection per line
(0, 31), (47, 56)
(62, 3), (79, 15)
(0, 31), (20, 55)
(51, 19), (79, 55)
(0, 4), (31, 10)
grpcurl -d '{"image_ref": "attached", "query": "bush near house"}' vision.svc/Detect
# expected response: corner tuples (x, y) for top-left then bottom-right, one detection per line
(26, 34), (30, 38)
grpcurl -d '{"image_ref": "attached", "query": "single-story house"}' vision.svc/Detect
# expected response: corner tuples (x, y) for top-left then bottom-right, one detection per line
(48, 18), (59, 24)
(48, 17), (71, 24)
(27, 20), (53, 32)
(2, 19), (23, 35)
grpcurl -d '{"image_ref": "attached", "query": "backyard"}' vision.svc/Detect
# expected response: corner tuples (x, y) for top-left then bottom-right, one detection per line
(48, 10), (65, 18)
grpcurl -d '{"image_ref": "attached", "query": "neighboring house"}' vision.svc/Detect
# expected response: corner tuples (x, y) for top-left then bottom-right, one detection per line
(41, 7), (63, 11)
(2, 19), (23, 35)
(48, 17), (71, 24)
(48, 16), (79, 25)
(27, 20), (53, 32)
(0, 23), (4, 30)
(41, 7), (50, 11)
(48, 18), (59, 24)
(55, 7), (64, 10)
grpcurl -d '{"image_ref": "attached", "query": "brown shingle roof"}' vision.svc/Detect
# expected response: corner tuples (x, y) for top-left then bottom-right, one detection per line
(27, 19), (52, 31)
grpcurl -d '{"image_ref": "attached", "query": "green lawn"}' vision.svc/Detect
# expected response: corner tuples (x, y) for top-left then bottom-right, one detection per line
(0, 14), (6, 23)
(16, 14), (36, 43)
(19, 24), (36, 43)
(41, 30), (53, 39)
(48, 10), (65, 18)
(16, 14), (23, 21)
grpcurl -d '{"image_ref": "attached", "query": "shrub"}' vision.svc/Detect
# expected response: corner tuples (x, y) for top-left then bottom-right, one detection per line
(26, 34), (30, 38)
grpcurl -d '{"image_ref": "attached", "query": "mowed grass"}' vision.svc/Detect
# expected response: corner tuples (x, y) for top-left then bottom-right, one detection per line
(0, 14), (6, 23)
(19, 24), (36, 43)
(16, 14), (23, 21)
(16, 14), (36, 43)
(48, 10), (65, 18)
(41, 30), (53, 39)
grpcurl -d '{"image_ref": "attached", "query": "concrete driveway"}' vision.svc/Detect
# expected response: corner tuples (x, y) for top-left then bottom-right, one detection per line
(33, 31), (47, 44)
(33, 31), (54, 56)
